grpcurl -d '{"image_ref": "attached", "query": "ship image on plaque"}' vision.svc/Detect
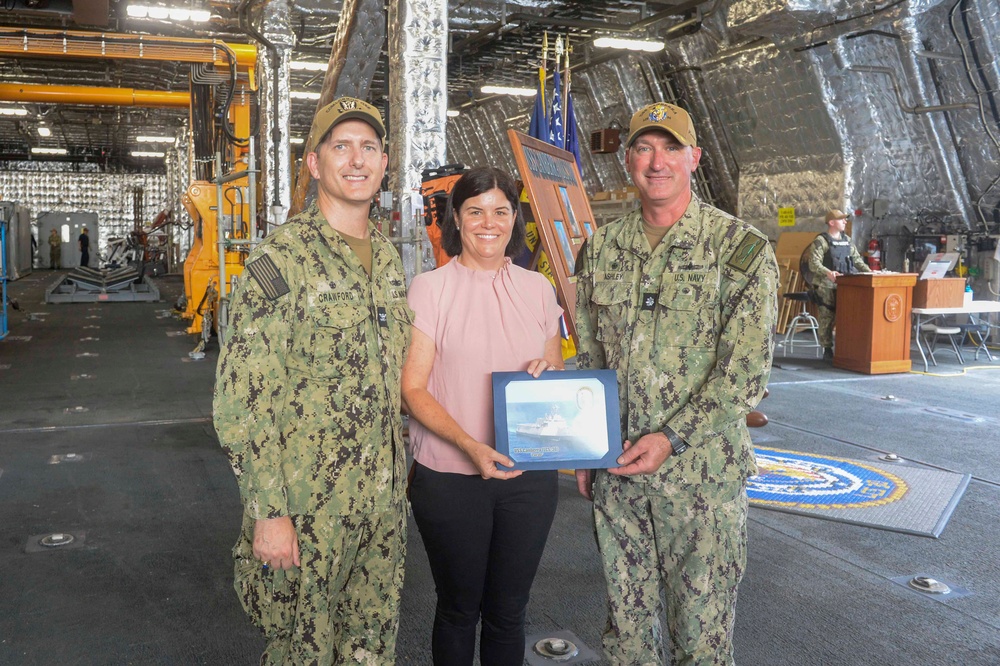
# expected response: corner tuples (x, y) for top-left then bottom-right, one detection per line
(492, 369), (622, 471)
(553, 220), (576, 275)
(558, 185), (581, 236)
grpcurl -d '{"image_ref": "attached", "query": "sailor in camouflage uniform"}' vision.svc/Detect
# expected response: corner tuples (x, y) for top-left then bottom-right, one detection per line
(574, 102), (778, 666)
(214, 98), (411, 665)
(806, 209), (871, 360)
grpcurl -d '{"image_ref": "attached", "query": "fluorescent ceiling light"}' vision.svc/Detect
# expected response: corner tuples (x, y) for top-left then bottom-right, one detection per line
(32, 147), (67, 155)
(37, 126), (51, 137)
(593, 37), (665, 53)
(481, 85), (536, 97)
(290, 91), (322, 100)
(131, 151), (165, 158)
(127, 4), (209, 22)
(290, 61), (326, 72)
(447, 109), (460, 118)
(0, 107), (28, 116)
(137, 135), (174, 143)
(290, 137), (305, 145)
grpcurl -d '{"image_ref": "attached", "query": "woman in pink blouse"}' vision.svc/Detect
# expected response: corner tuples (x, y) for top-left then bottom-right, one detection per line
(402, 166), (564, 665)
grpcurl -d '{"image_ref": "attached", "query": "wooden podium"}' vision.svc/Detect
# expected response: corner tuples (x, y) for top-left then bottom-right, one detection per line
(834, 273), (918, 374)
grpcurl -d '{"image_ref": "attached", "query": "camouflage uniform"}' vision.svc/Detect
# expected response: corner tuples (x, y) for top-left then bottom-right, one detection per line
(214, 202), (411, 665)
(575, 197), (778, 666)
(806, 233), (869, 349)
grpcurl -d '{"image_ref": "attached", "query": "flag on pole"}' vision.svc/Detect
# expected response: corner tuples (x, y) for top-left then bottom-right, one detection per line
(528, 32), (549, 141)
(528, 34), (548, 140)
(564, 93), (581, 172)
(563, 42), (582, 172)
(528, 79), (547, 140)
(547, 65), (564, 149)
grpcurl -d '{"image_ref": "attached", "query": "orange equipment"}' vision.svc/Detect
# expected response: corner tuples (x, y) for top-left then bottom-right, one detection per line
(421, 164), (467, 268)
(180, 162), (252, 338)
(176, 54), (257, 342)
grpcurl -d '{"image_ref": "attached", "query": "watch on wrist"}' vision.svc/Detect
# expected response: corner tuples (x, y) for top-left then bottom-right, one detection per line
(662, 426), (689, 455)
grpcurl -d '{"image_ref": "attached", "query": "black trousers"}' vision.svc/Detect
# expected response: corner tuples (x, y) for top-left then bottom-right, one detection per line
(409, 462), (558, 666)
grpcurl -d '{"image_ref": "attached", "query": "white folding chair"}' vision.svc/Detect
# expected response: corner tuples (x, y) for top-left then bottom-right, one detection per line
(922, 323), (965, 366)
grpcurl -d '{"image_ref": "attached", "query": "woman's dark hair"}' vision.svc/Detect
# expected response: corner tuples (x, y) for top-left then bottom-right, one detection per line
(440, 166), (526, 259)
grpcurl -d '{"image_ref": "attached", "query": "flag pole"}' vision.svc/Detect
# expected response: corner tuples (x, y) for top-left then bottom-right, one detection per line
(540, 31), (548, 116)
(563, 34), (571, 132)
(555, 35), (565, 148)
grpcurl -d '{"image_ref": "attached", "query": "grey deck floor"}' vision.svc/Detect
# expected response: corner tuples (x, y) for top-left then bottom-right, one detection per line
(1, 271), (998, 665)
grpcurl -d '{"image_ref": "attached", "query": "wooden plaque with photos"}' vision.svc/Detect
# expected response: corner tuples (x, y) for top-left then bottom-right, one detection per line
(508, 130), (598, 345)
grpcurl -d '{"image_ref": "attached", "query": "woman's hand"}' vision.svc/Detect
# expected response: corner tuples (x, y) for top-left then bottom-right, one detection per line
(465, 440), (523, 480)
(525, 357), (560, 378)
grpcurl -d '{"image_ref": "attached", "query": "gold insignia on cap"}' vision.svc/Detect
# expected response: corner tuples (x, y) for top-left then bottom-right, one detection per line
(339, 99), (358, 111)
(648, 104), (671, 122)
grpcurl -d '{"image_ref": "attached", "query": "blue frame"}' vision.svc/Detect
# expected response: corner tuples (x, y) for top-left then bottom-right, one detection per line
(492, 369), (622, 470)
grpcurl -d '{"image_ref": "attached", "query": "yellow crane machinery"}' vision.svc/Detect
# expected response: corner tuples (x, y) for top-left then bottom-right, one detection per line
(0, 27), (259, 348)
(181, 169), (252, 343)
(179, 100), (256, 345)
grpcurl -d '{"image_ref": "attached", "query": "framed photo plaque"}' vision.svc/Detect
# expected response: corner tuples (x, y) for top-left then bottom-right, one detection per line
(508, 130), (600, 344)
(492, 369), (622, 471)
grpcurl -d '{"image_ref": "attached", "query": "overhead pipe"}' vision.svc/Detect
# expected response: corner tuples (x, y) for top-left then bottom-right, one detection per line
(0, 83), (189, 107)
(914, 50), (964, 62)
(0, 27), (256, 69)
(849, 66), (978, 114)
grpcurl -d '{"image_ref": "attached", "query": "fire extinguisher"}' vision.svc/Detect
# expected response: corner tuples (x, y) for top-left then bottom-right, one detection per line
(867, 236), (882, 271)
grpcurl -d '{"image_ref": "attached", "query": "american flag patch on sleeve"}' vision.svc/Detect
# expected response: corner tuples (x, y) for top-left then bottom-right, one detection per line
(245, 254), (290, 301)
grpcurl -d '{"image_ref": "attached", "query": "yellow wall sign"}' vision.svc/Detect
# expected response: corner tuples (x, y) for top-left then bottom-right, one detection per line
(778, 207), (796, 227)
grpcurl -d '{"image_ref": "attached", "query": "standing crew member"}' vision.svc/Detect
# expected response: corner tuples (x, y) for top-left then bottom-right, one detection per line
(807, 209), (871, 361)
(48, 228), (61, 269)
(214, 97), (411, 665)
(574, 102), (778, 666)
(78, 226), (90, 267)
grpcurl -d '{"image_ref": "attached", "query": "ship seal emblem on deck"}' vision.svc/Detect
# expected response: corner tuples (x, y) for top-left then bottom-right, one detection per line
(748, 447), (908, 509)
